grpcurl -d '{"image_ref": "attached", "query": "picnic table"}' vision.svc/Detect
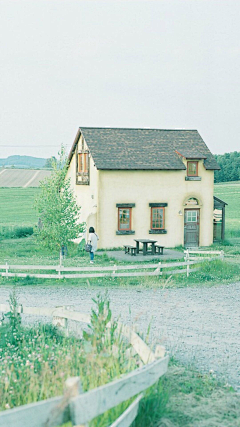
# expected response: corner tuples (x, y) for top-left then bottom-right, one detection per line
(134, 239), (157, 256)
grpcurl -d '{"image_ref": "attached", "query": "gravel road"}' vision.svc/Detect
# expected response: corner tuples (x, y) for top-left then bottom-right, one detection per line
(0, 282), (239, 390)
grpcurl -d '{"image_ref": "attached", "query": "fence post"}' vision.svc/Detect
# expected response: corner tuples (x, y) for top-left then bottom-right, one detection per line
(45, 377), (86, 427)
(5, 261), (9, 278)
(58, 253), (63, 279)
(65, 377), (88, 427)
(155, 345), (165, 358)
(187, 260), (190, 278)
(155, 262), (162, 275)
(185, 250), (190, 277)
(220, 250), (224, 261)
(52, 306), (69, 336)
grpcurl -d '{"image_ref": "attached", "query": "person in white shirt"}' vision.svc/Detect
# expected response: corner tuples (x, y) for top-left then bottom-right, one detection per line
(88, 227), (99, 263)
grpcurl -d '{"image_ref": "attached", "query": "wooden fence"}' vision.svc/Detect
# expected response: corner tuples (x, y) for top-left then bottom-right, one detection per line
(0, 304), (169, 427)
(184, 249), (224, 277)
(0, 259), (205, 280)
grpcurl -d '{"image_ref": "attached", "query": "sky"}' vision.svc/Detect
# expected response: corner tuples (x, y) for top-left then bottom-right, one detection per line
(0, 0), (240, 159)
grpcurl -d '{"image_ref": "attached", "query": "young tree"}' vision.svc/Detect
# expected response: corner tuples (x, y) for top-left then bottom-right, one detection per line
(35, 147), (85, 259)
(44, 156), (57, 169)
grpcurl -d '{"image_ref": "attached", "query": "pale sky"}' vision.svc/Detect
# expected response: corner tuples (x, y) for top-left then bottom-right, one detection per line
(0, 0), (240, 159)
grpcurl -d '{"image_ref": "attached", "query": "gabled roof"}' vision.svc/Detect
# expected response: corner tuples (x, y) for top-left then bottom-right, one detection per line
(214, 196), (228, 206)
(68, 127), (220, 171)
(175, 149), (207, 160)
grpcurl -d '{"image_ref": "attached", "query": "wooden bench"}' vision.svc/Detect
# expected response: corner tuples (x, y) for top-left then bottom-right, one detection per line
(154, 245), (164, 255)
(124, 245), (137, 256)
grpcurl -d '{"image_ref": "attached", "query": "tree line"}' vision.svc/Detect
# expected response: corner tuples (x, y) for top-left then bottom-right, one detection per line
(214, 151), (240, 183)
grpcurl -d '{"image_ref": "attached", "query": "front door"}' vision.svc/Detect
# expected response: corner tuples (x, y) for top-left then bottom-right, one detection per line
(184, 209), (200, 247)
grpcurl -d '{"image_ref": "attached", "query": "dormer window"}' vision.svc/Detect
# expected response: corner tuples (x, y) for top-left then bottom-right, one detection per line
(187, 161), (198, 177)
(76, 151), (90, 185)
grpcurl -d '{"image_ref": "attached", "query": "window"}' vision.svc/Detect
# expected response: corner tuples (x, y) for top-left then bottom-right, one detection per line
(78, 153), (89, 173)
(186, 210), (197, 222)
(149, 203), (167, 234)
(76, 151), (89, 185)
(118, 208), (131, 231)
(187, 161), (198, 177)
(151, 207), (165, 229)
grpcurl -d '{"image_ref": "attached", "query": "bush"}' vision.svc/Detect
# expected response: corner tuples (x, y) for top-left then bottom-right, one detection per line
(0, 226), (33, 239)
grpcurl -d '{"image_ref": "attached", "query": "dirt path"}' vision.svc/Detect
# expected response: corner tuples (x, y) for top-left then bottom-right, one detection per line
(0, 282), (239, 390)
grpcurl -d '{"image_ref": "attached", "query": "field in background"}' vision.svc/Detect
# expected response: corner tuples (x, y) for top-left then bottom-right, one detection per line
(214, 181), (240, 238)
(0, 181), (239, 237)
(0, 188), (40, 227)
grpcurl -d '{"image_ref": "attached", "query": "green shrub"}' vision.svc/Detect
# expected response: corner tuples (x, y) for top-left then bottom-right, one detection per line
(0, 226), (33, 239)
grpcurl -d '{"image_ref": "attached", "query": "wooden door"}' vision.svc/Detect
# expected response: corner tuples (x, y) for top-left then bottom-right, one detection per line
(184, 209), (200, 247)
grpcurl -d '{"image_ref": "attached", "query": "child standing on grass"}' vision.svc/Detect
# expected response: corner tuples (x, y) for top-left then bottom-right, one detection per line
(88, 227), (99, 263)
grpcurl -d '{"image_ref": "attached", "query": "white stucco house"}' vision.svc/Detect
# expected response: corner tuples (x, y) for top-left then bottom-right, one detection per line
(66, 127), (221, 249)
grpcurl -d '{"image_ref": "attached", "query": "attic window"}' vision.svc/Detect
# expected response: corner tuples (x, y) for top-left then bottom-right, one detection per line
(76, 151), (90, 185)
(187, 161), (198, 176)
(78, 153), (89, 173)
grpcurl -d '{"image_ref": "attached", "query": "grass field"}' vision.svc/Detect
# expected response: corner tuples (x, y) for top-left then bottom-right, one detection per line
(214, 181), (240, 238)
(0, 182), (239, 237)
(0, 188), (40, 227)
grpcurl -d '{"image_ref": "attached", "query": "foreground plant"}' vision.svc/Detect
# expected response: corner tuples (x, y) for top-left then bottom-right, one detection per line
(0, 293), (138, 415)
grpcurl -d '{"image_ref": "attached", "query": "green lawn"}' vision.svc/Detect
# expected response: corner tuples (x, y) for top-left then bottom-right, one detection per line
(0, 188), (40, 227)
(214, 181), (240, 238)
(0, 183), (239, 237)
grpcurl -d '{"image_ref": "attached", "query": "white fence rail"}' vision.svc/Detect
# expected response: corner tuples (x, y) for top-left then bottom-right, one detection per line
(0, 304), (169, 427)
(184, 250), (224, 277)
(0, 259), (207, 280)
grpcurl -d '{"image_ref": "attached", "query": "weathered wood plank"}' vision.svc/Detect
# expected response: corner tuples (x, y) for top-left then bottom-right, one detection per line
(61, 264), (159, 272)
(70, 356), (169, 425)
(158, 260), (195, 268)
(0, 395), (66, 427)
(0, 303), (11, 312)
(0, 265), (58, 270)
(0, 273), (60, 279)
(22, 306), (57, 316)
(184, 250), (222, 255)
(0, 261), (197, 273)
(0, 266), (199, 280)
(50, 309), (90, 324)
(109, 394), (143, 427)
(116, 323), (155, 364)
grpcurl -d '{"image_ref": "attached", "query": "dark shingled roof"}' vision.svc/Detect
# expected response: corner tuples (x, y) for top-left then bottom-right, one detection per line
(69, 127), (220, 170)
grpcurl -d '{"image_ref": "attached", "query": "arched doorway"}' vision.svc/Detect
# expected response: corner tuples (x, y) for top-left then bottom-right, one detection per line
(183, 197), (200, 247)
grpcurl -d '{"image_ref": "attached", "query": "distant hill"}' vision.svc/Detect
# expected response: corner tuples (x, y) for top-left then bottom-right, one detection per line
(0, 155), (47, 169)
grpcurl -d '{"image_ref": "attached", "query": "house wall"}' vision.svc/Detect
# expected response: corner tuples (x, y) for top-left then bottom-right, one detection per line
(66, 144), (99, 240)
(97, 160), (214, 248)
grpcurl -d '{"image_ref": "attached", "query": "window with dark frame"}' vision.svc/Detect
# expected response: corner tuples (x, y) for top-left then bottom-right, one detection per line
(118, 207), (131, 231)
(151, 207), (165, 230)
(187, 161), (198, 177)
(78, 153), (89, 173)
(76, 151), (90, 185)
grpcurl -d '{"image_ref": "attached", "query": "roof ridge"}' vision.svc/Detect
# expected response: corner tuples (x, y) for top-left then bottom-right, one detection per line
(80, 127), (198, 132)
